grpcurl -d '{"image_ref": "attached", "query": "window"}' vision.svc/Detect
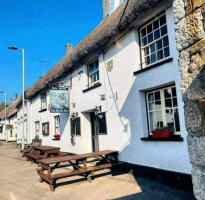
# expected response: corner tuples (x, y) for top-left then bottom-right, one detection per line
(88, 58), (99, 87)
(35, 121), (40, 136)
(70, 118), (81, 136)
(98, 113), (107, 134)
(42, 122), (49, 136)
(54, 116), (60, 135)
(146, 86), (180, 135)
(140, 13), (170, 68)
(41, 92), (47, 110)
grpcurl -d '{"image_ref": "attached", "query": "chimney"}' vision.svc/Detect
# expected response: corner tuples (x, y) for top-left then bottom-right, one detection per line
(102, 0), (111, 18)
(102, 0), (125, 18)
(65, 44), (73, 55)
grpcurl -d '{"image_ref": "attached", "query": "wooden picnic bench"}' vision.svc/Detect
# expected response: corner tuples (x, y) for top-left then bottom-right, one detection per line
(20, 139), (42, 157)
(26, 145), (65, 163)
(37, 150), (121, 191)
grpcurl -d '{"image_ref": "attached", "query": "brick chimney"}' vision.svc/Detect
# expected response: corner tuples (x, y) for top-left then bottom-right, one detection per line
(65, 44), (73, 55)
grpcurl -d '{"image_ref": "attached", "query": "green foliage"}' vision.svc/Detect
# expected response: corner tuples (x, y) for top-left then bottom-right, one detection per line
(155, 126), (169, 131)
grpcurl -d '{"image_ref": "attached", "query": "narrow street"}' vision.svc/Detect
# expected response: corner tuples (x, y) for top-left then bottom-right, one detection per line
(0, 142), (195, 200)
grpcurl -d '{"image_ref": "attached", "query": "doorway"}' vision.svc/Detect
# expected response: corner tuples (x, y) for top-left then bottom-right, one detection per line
(90, 112), (99, 152)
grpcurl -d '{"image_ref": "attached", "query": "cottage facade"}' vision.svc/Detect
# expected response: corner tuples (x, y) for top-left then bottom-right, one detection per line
(0, 99), (19, 142)
(16, 0), (193, 190)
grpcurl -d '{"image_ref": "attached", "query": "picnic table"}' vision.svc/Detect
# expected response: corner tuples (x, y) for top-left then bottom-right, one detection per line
(37, 150), (121, 191)
(26, 145), (65, 163)
(20, 139), (42, 157)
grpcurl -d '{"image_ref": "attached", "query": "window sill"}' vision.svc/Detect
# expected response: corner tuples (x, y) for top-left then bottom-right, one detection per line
(134, 57), (173, 75)
(141, 135), (183, 142)
(52, 138), (60, 141)
(82, 83), (101, 93)
(39, 108), (47, 113)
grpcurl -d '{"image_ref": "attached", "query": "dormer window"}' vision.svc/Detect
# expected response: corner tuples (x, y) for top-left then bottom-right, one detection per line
(41, 92), (47, 110)
(88, 58), (99, 87)
(140, 13), (170, 68)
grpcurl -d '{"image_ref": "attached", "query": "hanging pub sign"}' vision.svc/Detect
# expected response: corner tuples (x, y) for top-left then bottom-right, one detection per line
(50, 86), (69, 113)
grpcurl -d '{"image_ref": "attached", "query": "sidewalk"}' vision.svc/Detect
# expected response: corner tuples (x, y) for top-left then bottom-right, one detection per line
(0, 142), (196, 200)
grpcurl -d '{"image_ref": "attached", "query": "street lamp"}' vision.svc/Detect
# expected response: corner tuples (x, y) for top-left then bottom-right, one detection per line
(8, 46), (25, 149)
(0, 92), (7, 142)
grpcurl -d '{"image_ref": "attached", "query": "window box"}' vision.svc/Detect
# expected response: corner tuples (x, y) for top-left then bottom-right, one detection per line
(54, 134), (60, 139)
(152, 130), (172, 138)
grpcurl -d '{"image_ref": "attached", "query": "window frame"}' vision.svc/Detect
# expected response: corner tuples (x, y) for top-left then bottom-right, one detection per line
(139, 12), (170, 69)
(40, 92), (47, 110)
(87, 58), (100, 88)
(98, 112), (107, 135)
(70, 117), (81, 136)
(42, 122), (49, 136)
(35, 121), (40, 136)
(146, 85), (181, 136)
(54, 115), (60, 135)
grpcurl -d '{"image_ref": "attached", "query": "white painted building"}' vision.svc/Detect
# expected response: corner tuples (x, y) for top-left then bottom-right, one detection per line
(0, 98), (19, 142)
(18, 0), (192, 184)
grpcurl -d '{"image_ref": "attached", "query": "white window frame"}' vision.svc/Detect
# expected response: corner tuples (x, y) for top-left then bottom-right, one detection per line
(88, 58), (99, 87)
(35, 121), (40, 136)
(146, 85), (180, 135)
(54, 116), (60, 135)
(140, 12), (170, 68)
(41, 92), (47, 109)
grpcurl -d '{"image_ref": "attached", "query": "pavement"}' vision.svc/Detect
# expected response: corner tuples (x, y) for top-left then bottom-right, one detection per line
(0, 142), (196, 200)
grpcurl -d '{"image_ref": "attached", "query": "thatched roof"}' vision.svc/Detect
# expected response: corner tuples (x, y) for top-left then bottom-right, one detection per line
(0, 98), (20, 120)
(26, 0), (170, 99)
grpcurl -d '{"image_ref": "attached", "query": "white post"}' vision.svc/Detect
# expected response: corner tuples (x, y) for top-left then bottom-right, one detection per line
(22, 49), (25, 150)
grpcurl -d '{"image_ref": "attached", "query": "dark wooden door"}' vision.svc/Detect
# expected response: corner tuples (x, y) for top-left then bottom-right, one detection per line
(90, 112), (99, 152)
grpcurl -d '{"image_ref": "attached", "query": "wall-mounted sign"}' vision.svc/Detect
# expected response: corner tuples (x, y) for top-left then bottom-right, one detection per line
(50, 87), (69, 113)
(107, 60), (113, 72)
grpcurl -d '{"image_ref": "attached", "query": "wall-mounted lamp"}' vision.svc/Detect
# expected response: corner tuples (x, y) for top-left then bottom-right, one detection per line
(71, 112), (78, 120)
(95, 106), (102, 116)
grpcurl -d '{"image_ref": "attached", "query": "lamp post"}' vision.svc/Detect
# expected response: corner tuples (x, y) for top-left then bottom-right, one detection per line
(8, 46), (25, 149)
(0, 92), (7, 142)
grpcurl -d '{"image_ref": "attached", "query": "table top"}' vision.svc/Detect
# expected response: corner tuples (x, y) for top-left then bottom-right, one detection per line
(39, 150), (118, 165)
(27, 144), (40, 148)
(33, 145), (60, 151)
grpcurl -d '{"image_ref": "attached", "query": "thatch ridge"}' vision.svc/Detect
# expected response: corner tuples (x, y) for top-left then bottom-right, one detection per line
(0, 98), (20, 120)
(26, 0), (167, 99)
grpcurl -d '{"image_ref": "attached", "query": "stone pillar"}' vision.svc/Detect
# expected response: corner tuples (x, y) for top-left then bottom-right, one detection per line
(173, 0), (205, 199)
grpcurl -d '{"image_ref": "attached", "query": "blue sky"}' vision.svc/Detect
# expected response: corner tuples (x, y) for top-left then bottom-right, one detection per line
(0, 0), (102, 103)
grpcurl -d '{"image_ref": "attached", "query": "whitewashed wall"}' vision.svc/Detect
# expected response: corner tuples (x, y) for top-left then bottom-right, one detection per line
(24, 7), (191, 174)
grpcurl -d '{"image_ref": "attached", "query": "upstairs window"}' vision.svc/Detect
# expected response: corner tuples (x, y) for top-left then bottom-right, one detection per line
(140, 13), (170, 68)
(88, 58), (99, 87)
(54, 116), (60, 135)
(146, 86), (180, 135)
(41, 92), (47, 110)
